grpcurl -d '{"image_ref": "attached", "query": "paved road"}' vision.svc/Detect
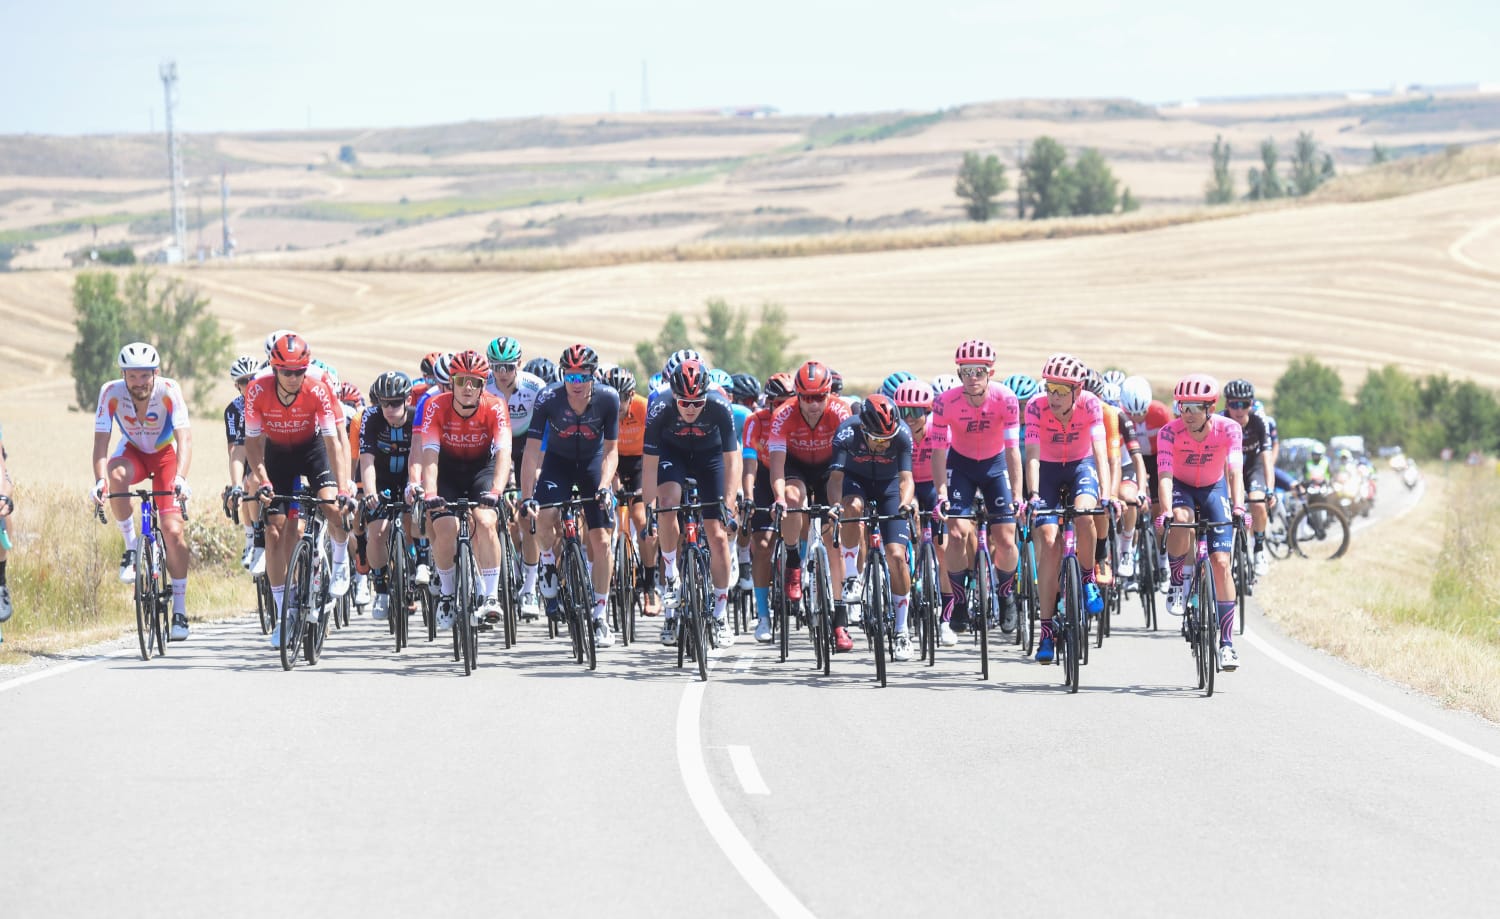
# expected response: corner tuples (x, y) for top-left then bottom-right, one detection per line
(3, 475), (1498, 918)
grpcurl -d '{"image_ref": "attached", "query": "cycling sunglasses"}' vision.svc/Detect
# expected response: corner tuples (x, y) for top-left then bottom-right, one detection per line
(957, 366), (989, 380)
(562, 372), (592, 384)
(494, 362), (518, 373)
(676, 397), (707, 409)
(379, 399), (407, 409)
(1045, 382), (1075, 397)
(799, 393), (828, 403)
(1227, 400), (1253, 410)
(1176, 401), (1210, 415)
(899, 407), (930, 420)
(453, 377), (485, 390)
(276, 368), (307, 378)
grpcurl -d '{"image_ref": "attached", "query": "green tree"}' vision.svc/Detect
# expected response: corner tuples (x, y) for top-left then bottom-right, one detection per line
(1021, 136), (1076, 220)
(1120, 187), (1139, 212)
(1070, 148), (1119, 216)
(119, 271), (233, 411)
(745, 303), (803, 380)
(1371, 143), (1391, 165)
(698, 298), (749, 370)
(68, 272), (128, 410)
(632, 312), (693, 378)
(1247, 138), (1283, 200)
(1290, 131), (1327, 196)
(954, 151), (1009, 221)
(1354, 365), (1422, 449)
(1271, 355), (1351, 439)
(1205, 134), (1235, 204)
(629, 301), (801, 381)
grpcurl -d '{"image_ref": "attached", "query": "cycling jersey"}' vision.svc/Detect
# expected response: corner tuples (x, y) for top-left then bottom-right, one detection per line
(486, 370), (546, 437)
(743, 407), (775, 467)
(829, 417), (912, 485)
(1025, 390), (1105, 464)
(731, 403), (755, 460)
(224, 396), (246, 447)
(528, 382), (619, 462)
(1222, 409), (1274, 461)
(1157, 416), (1243, 488)
(767, 399), (851, 467)
(418, 392), (509, 463)
(244, 376), (339, 448)
(911, 423), (951, 485)
(1130, 400), (1173, 455)
(94, 377), (191, 454)
(1102, 403), (1123, 468)
(617, 394), (648, 458)
(358, 404), (415, 483)
(930, 383), (1020, 460)
(644, 391), (738, 458)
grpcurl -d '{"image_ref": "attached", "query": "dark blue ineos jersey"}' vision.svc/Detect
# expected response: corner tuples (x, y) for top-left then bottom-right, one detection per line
(529, 382), (620, 462)
(829, 417), (912, 484)
(644, 391), (738, 457)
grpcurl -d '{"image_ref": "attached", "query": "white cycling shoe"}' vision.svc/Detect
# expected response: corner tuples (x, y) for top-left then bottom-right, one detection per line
(594, 618), (615, 649)
(1220, 645), (1240, 671)
(754, 616), (773, 643)
(249, 547), (266, 576)
(939, 621), (958, 647)
(893, 633), (913, 662)
(330, 563), (351, 598)
(711, 617), (733, 649)
(1166, 586), (1186, 617)
(371, 593), (389, 621)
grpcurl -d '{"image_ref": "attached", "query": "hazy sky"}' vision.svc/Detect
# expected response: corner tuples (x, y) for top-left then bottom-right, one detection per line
(3, 0), (1495, 135)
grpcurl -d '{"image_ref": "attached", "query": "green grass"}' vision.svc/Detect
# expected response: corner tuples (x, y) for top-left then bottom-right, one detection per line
(1395, 467), (1500, 645)
(805, 110), (951, 148)
(0, 212), (137, 247)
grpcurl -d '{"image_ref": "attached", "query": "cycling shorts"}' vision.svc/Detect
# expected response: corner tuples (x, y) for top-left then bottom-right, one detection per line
(751, 467), (776, 533)
(265, 438), (336, 515)
(1242, 462), (1268, 495)
(915, 480), (939, 514)
(535, 453), (610, 530)
(842, 474), (909, 547)
(116, 443), (183, 517)
(434, 456), (495, 518)
(945, 450), (1015, 524)
(1034, 456), (1101, 528)
(1172, 478), (1233, 555)
(658, 447), (724, 521)
(617, 454), (643, 497)
(782, 456), (832, 509)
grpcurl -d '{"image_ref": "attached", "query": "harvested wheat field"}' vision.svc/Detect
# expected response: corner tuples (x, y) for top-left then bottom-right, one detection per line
(1, 173), (1498, 495)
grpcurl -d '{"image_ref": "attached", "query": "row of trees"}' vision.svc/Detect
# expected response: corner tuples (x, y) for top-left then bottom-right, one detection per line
(69, 270), (232, 412)
(1271, 356), (1500, 455)
(956, 138), (1139, 222)
(1205, 132), (1337, 204)
(628, 298), (803, 382)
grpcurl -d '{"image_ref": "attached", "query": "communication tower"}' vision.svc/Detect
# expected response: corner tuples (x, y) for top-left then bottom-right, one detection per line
(160, 60), (186, 264)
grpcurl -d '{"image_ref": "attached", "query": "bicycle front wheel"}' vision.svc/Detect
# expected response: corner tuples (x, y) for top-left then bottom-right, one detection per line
(808, 550), (833, 676)
(1199, 563), (1218, 697)
(973, 560), (992, 681)
(865, 557), (888, 687)
(456, 540), (476, 676)
(281, 540), (313, 671)
(133, 545), (156, 661)
(564, 541), (595, 671)
(1290, 504), (1351, 561)
(1062, 558), (1083, 693)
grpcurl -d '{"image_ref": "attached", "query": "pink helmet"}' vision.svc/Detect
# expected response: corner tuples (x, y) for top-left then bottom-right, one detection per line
(1173, 373), (1220, 404)
(1040, 352), (1087, 385)
(955, 339), (996, 367)
(892, 379), (934, 410)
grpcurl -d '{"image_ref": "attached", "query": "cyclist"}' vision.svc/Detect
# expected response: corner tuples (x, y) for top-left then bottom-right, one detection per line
(486, 336), (548, 618)
(1222, 379), (1276, 575)
(643, 359), (743, 649)
(411, 351), (443, 403)
(520, 344), (620, 649)
(223, 355), (262, 572)
(0, 423), (13, 632)
(1083, 369), (1131, 584)
(879, 371), (917, 400)
(742, 372), (796, 642)
(769, 360), (853, 650)
(929, 340), (1022, 645)
(1157, 374), (1245, 671)
(829, 394), (916, 661)
(91, 342), (195, 642)
(649, 349), (702, 411)
(524, 356), (559, 386)
(610, 366), (660, 616)
(1001, 373), (1041, 497)
(1025, 352), (1111, 664)
(1305, 443), (1330, 485)
(728, 372), (761, 594)
(412, 350), (510, 630)
(359, 371), (417, 621)
(245, 334), (354, 648)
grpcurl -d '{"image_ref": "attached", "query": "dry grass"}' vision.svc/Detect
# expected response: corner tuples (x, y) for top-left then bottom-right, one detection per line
(1258, 470), (1500, 723)
(1312, 143), (1500, 203)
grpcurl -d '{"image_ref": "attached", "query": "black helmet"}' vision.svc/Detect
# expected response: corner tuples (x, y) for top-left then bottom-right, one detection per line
(524, 357), (558, 385)
(730, 372), (761, 403)
(605, 366), (636, 398)
(829, 369), (844, 395)
(1224, 378), (1255, 401)
(1083, 368), (1105, 397)
(369, 371), (413, 402)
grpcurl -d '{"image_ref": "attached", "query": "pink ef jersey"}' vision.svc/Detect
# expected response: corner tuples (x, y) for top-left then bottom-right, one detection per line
(1156, 415), (1243, 488)
(1025, 390), (1105, 463)
(929, 383), (1020, 460)
(912, 424), (951, 484)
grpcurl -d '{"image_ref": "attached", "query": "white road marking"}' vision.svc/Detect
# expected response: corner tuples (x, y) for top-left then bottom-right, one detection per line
(677, 682), (815, 919)
(0, 656), (107, 694)
(727, 745), (771, 795)
(1243, 630), (1500, 772)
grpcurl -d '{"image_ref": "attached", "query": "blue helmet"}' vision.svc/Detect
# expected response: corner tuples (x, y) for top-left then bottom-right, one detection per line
(1002, 373), (1040, 401)
(707, 368), (733, 392)
(880, 371), (917, 399)
(648, 372), (666, 391)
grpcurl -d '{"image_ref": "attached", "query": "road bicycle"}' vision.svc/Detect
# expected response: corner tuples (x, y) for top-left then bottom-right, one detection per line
(1032, 504), (1109, 694)
(1230, 496), (1267, 635)
(909, 508), (945, 666)
(1122, 501), (1160, 631)
(1286, 483), (1351, 561)
(608, 491), (641, 647)
(97, 489), (182, 661)
(847, 509), (910, 688)
(654, 484), (730, 682)
(1167, 518), (1226, 697)
(529, 494), (601, 672)
(943, 505), (1005, 680)
(267, 491), (343, 671)
(422, 497), (496, 676)
(1014, 511), (1038, 656)
(365, 493), (417, 652)
(775, 503), (841, 675)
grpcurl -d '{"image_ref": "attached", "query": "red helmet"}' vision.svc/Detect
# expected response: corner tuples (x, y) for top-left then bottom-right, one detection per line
(892, 380), (934, 410)
(420, 351), (443, 378)
(763, 372), (794, 403)
(338, 382), (363, 406)
(448, 349), (490, 380)
(1173, 373), (1220, 404)
(671, 359), (709, 400)
(268, 334), (311, 371)
(794, 361), (833, 396)
(955, 338), (996, 367)
(1040, 352), (1087, 385)
(559, 344), (599, 374)
(859, 394), (900, 438)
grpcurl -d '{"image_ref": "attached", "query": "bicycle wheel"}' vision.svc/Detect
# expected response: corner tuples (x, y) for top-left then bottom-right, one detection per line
(808, 549), (833, 676)
(1137, 522), (1158, 631)
(455, 541), (476, 676)
(280, 540), (312, 671)
(148, 542), (171, 657)
(1265, 505), (1292, 560)
(1098, 521), (1117, 645)
(1199, 562), (1217, 697)
(564, 541), (595, 671)
(692, 549), (711, 682)
(306, 555), (332, 666)
(916, 542), (939, 666)
(1232, 526), (1251, 636)
(772, 542), (791, 664)
(1062, 558), (1083, 693)
(1021, 537), (1039, 653)
(1290, 504), (1350, 561)
(972, 561), (991, 681)
(133, 544), (155, 661)
(865, 557), (887, 687)
(390, 554), (408, 652)
(255, 574), (276, 636)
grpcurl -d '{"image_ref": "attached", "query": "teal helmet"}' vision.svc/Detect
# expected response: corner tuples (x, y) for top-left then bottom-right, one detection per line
(880, 371), (917, 399)
(486, 336), (522, 365)
(1002, 373), (1040, 401)
(707, 368), (733, 391)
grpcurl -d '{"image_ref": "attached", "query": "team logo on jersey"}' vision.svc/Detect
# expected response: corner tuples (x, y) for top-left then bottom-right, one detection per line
(964, 419), (992, 434)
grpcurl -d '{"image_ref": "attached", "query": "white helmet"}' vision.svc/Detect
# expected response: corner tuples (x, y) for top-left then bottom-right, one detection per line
(931, 373), (961, 394)
(1120, 376), (1152, 414)
(663, 348), (702, 378)
(118, 341), (160, 370)
(264, 329), (296, 356)
(1101, 369), (1127, 388)
(228, 355), (259, 381)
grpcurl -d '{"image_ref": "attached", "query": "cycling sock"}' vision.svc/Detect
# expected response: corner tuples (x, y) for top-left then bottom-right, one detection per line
(1253, 532), (1265, 552)
(522, 563), (538, 594)
(330, 536), (349, 566)
(372, 567), (388, 592)
(1081, 567), (1096, 586)
(840, 547), (858, 572)
(642, 564), (656, 592)
(948, 571), (968, 607)
(243, 524), (255, 541)
(754, 586), (769, 619)
(997, 568), (1016, 597)
(254, 522), (265, 548)
(941, 593), (954, 622)
(171, 578), (187, 615)
(1169, 554), (1188, 586)
(713, 589), (728, 620)
(1040, 618), (1054, 640)
(785, 544), (801, 567)
(438, 566), (455, 596)
(661, 549), (677, 579)
(1095, 537), (1108, 562)
(894, 594), (910, 634)
(1217, 600), (1236, 645)
(118, 519), (138, 549)
(594, 593), (609, 620)
(480, 567), (499, 597)
(540, 549), (556, 568)
(272, 586), (285, 616)
(738, 544), (751, 565)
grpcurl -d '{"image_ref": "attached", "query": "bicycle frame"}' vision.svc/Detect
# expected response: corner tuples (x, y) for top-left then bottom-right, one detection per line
(99, 489), (179, 661)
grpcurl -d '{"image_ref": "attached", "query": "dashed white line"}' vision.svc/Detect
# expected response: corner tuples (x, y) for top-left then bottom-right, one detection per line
(727, 745), (771, 795)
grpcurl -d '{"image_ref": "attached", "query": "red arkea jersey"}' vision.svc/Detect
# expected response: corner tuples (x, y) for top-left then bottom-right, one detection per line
(244, 376), (339, 448)
(767, 399), (851, 467)
(418, 392), (509, 463)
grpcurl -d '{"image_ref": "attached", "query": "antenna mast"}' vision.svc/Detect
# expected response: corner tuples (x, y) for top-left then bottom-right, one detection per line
(160, 60), (186, 264)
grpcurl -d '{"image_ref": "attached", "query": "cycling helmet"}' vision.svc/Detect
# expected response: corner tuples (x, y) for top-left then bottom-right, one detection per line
(432, 353), (455, 387)
(1224, 378), (1255, 401)
(449, 349), (490, 380)
(829, 369), (844, 395)
(892, 379), (934, 411)
(880, 371), (916, 399)
(1040, 352), (1087, 385)
(707, 368), (734, 392)
(420, 351), (443, 379)
(312, 358), (339, 383)
(118, 341), (160, 371)
(764, 372), (795, 403)
(1100, 381), (1122, 407)
(593, 362), (618, 386)
(559, 344), (599, 374)
(338, 382), (364, 407)
(605, 366), (636, 398)
(228, 355), (258, 381)
(1002, 373), (1039, 401)
(859, 394), (900, 438)
(268, 334), (311, 371)
(1173, 373), (1220, 404)
(369, 371), (412, 402)
(671, 359), (709, 400)
(1101, 369), (1127, 388)
(264, 329), (296, 356)
(730, 372), (761, 403)
(955, 339), (997, 367)
(663, 348), (702, 378)
(1252, 399), (1265, 414)
(932, 373), (961, 394)
(524, 357), (558, 384)
(1083, 368), (1105, 396)
(1311, 443), (1326, 458)
(486, 336), (522, 365)
(647, 371), (666, 391)
(794, 361), (834, 396)
(1120, 376), (1152, 414)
